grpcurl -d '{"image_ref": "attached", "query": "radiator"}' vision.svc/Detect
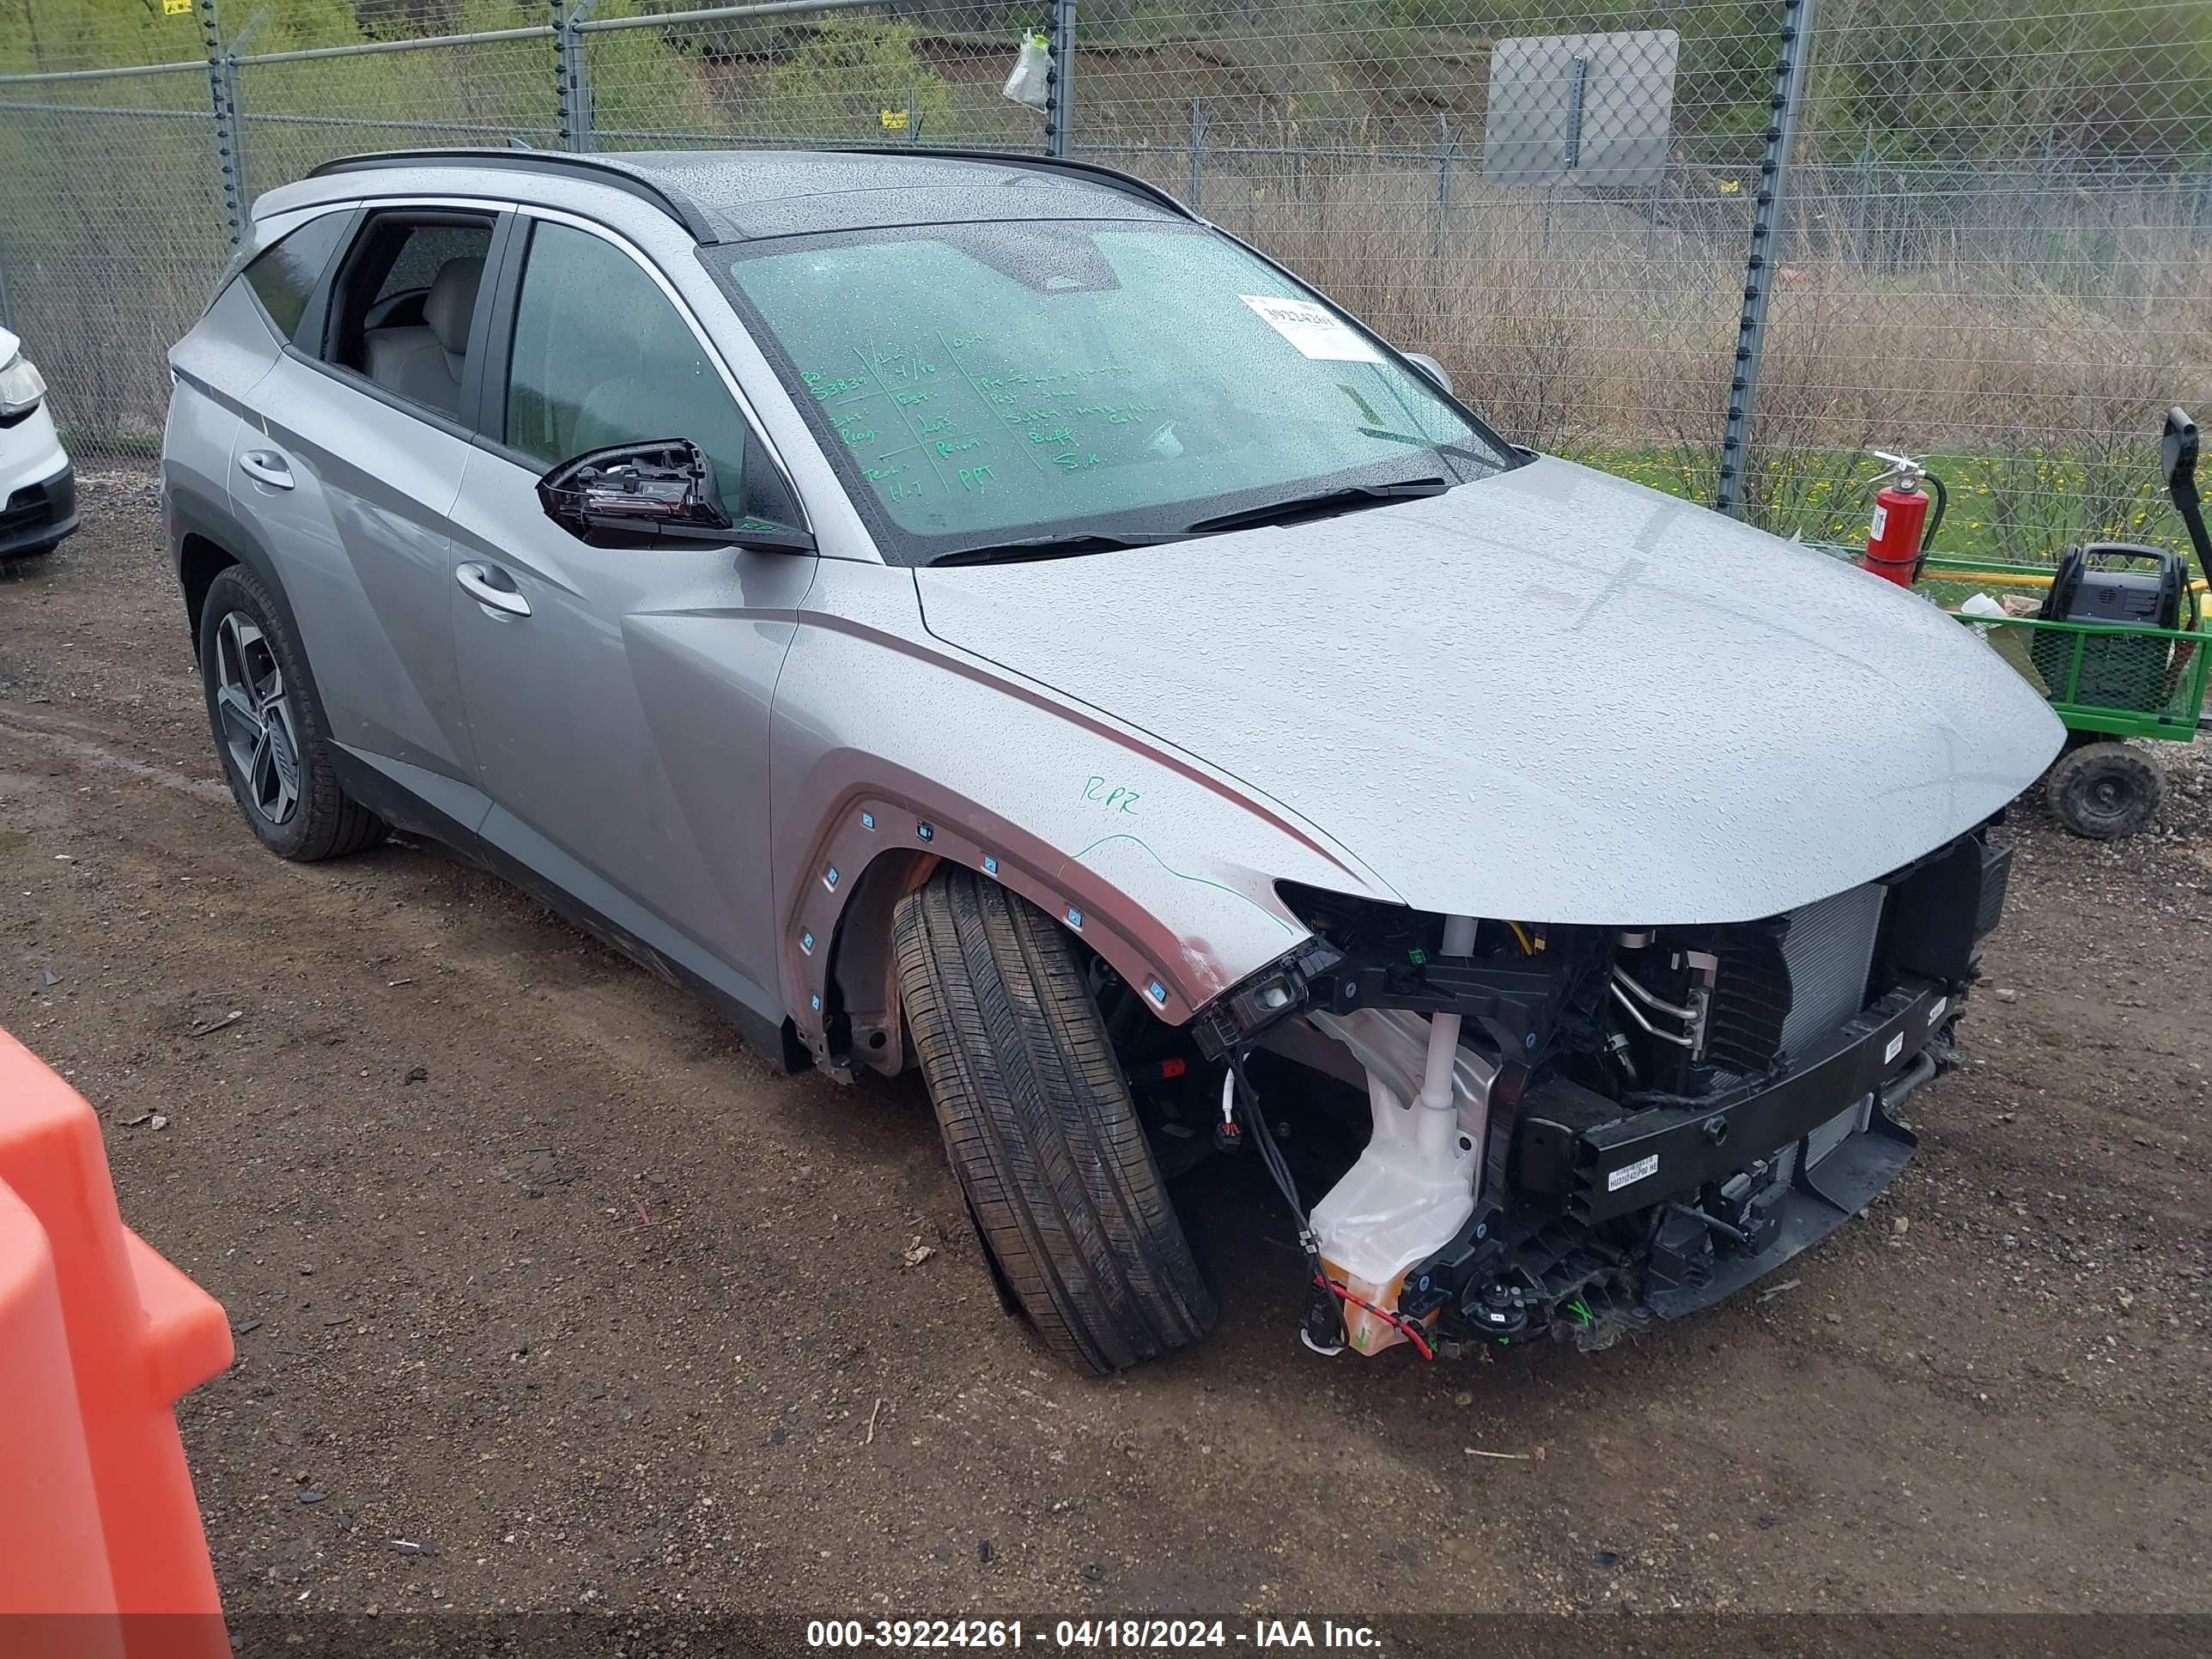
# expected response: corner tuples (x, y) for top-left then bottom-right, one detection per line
(1778, 882), (1885, 1060)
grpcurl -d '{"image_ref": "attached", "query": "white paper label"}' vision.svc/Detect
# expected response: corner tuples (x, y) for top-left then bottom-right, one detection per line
(1237, 295), (1383, 362)
(1929, 996), (1947, 1023)
(1869, 502), (1889, 541)
(1884, 1032), (1905, 1064)
(1607, 1152), (1660, 1193)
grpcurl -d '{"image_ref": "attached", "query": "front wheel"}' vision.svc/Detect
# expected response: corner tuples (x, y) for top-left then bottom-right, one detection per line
(893, 867), (1217, 1376)
(198, 562), (386, 861)
(2045, 739), (2162, 840)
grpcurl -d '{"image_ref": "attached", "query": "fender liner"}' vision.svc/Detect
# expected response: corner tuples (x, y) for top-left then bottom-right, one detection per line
(801, 795), (1216, 1083)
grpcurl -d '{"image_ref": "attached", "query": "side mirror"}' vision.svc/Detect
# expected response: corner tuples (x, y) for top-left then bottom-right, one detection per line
(1404, 351), (1453, 395)
(537, 439), (814, 551)
(2161, 406), (2198, 494)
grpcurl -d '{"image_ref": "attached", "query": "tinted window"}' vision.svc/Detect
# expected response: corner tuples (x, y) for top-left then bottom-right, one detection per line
(716, 221), (1507, 566)
(505, 221), (781, 523)
(242, 213), (349, 342)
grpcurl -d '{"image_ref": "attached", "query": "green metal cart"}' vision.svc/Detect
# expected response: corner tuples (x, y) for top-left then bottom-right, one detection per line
(1914, 556), (2209, 836)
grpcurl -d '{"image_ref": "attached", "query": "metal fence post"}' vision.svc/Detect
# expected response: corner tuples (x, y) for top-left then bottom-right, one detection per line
(1435, 112), (1451, 216)
(1715, 0), (1818, 520)
(197, 0), (247, 251)
(1188, 98), (1205, 210)
(1043, 0), (1075, 160)
(222, 10), (269, 229)
(555, 0), (598, 154)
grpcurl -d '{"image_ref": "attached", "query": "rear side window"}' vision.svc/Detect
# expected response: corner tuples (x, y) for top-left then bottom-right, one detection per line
(373, 224), (490, 311)
(242, 214), (349, 343)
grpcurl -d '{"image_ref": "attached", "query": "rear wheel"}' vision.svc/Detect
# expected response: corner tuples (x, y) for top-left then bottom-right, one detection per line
(893, 867), (1217, 1375)
(2046, 739), (2162, 840)
(198, 563), (386, 861)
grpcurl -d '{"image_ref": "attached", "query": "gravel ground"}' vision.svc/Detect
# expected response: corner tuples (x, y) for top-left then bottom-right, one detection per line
(2, 477), (2208, 1623)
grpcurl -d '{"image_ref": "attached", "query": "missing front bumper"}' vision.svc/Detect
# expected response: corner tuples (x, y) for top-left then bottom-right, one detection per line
(1641, 1083), (1918, 1318)
(1409, 990), (1951, 1346)
(1527, 980), (1951, 1224)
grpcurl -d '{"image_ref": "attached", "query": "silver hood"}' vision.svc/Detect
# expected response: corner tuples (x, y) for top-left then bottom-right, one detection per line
(915, 455), (2064, 926)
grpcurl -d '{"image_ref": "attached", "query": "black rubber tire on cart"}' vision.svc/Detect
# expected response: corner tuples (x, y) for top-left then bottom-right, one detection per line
(2045, 739), (2162, 840)
(893, 866), (1218, 1375)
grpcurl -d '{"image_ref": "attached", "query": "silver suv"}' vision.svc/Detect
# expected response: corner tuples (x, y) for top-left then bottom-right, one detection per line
(162, 149), (2060, 1375)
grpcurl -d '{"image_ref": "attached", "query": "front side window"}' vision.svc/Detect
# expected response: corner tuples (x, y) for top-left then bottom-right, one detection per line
(241, 212), (349, 343)
(504, 221), (782, 525)
(715, 219), (1510, 565)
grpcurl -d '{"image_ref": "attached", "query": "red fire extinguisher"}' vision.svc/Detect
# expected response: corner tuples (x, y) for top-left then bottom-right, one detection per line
(1861, 450), (1947, 587)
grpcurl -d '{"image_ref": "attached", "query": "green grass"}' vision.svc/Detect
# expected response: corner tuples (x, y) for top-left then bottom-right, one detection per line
(1565, 442), (2195, 569)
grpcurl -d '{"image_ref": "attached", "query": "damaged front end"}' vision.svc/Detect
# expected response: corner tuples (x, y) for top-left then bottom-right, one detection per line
(1190, 828), (2014, 1357)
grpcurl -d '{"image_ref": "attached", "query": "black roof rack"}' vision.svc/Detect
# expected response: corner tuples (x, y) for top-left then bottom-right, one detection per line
(307, 149), (716, 241)
(307, 145), (1198, 243)
(820, 147), (1201, 223)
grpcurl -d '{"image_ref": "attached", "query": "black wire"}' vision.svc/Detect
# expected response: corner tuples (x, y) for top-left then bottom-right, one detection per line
(1915, 469), (1948, 580)
(1225, 1051), (1347, 1348)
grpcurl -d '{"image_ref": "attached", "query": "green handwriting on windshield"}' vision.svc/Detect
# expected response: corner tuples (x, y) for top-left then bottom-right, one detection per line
(733, 223), (1492, 551)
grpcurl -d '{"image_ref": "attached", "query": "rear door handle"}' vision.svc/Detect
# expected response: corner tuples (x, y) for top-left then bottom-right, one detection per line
(237, 449), (294, 489)
(456, 561), (532, 617)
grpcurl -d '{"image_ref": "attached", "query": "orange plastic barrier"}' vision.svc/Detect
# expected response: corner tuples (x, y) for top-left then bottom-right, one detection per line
(0, 1025), (233, 1659)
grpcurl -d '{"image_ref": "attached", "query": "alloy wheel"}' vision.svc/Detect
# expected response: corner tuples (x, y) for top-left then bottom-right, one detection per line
(213, 610), (303, 825)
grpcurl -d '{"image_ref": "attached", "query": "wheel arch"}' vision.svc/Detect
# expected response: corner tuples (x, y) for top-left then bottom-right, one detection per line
(168, 480), (307, 658)
(800, 788), (1313, 1082)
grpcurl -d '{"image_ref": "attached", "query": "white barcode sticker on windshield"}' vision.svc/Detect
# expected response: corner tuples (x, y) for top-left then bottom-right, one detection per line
(1607, 1152), (1660, 1193)
(1238, 295), (1383, 363)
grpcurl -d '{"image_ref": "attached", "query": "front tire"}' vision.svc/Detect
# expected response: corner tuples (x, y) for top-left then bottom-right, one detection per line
(198, 563), (386, 862)
(894, 867), (1217, 1376)
(2045, 739), (2162, 840)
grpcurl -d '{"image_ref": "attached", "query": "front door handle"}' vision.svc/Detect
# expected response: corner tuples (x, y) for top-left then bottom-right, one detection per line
(237, 449), (294, 489)
(456, 561), (532, 617)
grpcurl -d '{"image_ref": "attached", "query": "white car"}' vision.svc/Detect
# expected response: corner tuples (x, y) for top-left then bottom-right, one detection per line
(0, 325), (76, 562)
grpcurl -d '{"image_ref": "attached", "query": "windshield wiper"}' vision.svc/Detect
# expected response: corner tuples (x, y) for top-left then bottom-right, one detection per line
(927, 531), (1173, 568)
(1358, 428), (1500, 466)
(1183, 477), (1449, 537)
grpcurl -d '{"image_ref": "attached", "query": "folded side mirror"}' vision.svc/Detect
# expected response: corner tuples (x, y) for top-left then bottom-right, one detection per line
(537, 439), (815, 552)
(1404, 351), (1452, 395)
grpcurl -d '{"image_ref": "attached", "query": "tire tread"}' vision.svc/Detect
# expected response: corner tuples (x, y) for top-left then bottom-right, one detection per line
(894, 868), (1215, 1375)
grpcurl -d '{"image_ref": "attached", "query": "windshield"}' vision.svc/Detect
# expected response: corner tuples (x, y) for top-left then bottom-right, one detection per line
(713, 220), (1511, 564)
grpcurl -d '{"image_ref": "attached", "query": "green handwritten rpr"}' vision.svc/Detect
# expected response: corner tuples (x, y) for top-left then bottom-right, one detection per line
(1083, 776), (1140, 815)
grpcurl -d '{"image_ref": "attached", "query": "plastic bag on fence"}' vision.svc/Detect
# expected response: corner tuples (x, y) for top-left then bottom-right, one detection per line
(1002, 32), (1052, 112)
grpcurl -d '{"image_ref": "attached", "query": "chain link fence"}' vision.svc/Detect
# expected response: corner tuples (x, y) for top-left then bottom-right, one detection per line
(2, 0), (2205, 564)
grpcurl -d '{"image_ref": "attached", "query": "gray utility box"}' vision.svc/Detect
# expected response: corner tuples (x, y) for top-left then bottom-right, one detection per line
(1482, 30), (1679, 188)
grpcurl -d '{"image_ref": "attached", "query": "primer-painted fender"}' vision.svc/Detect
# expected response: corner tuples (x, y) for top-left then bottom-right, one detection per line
(770, 560), (1398, 1073)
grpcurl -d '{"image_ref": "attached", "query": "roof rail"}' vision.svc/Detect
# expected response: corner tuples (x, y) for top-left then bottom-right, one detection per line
(825, 147), (1201, 223)
(307, 149), (714, 241)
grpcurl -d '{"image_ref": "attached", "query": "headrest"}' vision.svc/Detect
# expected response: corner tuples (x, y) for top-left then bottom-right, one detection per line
(423, 256), (484, 355)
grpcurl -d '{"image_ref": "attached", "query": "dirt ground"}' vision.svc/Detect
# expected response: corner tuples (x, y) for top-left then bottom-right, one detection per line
(2, 477), (2207, 1624)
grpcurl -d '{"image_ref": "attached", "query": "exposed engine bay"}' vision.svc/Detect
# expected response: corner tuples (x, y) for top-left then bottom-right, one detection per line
(1142, 823), (2014, 1358)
